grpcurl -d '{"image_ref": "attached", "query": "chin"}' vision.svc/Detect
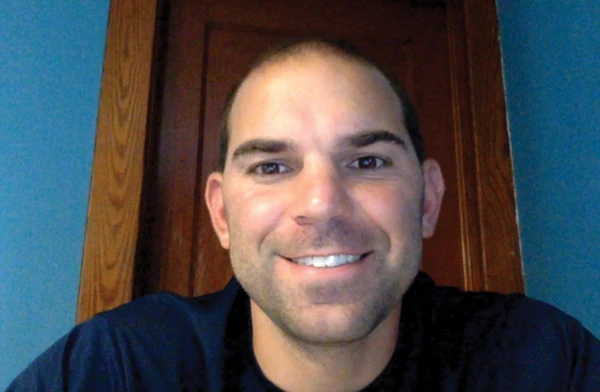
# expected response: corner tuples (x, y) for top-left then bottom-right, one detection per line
(278, 304), (390, 346)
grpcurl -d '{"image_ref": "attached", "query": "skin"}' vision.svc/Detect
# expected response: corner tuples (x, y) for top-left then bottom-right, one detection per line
(205, 50), (445, 391)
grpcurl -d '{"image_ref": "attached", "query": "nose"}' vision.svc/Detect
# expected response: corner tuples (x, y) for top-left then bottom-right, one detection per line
(289, 164), (353, 225)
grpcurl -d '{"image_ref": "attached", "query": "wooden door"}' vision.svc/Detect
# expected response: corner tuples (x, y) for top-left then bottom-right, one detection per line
(77, 0), (523, 322)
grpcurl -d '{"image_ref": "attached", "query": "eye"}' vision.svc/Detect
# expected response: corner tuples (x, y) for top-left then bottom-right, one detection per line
(348, 156), (389, 170)
(251, 162), (291, 176)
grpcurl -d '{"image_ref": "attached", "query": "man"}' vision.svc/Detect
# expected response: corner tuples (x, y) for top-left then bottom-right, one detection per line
(7, 39), (600, 391)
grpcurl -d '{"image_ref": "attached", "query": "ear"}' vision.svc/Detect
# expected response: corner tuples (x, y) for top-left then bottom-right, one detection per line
(204, 172), (230, 249)
(421, 159), (445, 238)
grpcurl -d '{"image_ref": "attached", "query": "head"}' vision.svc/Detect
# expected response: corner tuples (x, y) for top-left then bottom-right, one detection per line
(217, 39), (425, 171)
(205, 38), (444, 346)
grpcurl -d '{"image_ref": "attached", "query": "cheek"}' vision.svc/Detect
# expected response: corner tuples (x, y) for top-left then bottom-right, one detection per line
(225, 185), (287, 241)
(356, 183), (422, 242)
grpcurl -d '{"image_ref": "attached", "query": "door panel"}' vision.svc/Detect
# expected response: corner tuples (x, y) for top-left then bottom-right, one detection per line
(78, 0), (523, 322)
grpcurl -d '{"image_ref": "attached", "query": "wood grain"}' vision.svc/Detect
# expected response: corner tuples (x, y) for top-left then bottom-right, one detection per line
(463, 0), (524, 293)
(76, 0), (159, 323)
(446, 1), (485, 291)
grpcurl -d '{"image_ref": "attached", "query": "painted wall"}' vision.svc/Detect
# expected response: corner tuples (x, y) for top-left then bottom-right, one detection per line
(497, 1), (600, 336)
(0, 1), (109, 387)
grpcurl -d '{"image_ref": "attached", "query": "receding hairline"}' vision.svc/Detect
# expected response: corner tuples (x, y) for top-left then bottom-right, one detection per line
(217, 39), (425, 171)
(230, 43), (403, 125)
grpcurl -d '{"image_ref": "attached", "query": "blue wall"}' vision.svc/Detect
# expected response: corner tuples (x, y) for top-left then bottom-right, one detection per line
(498, 1), (600, 336)
(0, 1), (109, 387)
(1, 0), (599, 388)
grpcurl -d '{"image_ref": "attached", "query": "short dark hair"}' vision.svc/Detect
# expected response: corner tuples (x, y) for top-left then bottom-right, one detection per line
(217, 38), (425, 171)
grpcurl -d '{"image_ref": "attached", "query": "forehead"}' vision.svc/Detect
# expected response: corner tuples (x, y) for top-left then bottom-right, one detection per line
(228, 51), (406, 147)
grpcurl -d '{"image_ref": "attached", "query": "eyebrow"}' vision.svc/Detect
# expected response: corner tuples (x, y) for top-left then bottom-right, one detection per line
(231, 129), (407, 162)
(341, 129), (407, 150)
(231, 139), (298, 162)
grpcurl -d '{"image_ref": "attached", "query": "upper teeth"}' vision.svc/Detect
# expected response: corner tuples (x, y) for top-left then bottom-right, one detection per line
(293, 254), (362, 268)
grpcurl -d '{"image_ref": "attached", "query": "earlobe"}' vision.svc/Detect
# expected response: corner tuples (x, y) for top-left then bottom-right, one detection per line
(205, 172), (230, 249)
(421, 159), (445, 238)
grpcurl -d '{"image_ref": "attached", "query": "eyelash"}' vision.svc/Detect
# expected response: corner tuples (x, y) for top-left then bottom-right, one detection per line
(347, 156), (390, 170)
(249, 155), (390, 177)
(250, 162), (291, 176)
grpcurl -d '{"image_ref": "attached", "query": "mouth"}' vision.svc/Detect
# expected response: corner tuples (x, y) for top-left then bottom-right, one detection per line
(286, 253), (369, 268)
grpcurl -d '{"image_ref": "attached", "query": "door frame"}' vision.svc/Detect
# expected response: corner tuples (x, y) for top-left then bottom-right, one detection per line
(76, 0), (523, 323)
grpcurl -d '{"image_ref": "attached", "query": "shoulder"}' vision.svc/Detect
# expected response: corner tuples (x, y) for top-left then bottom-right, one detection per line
(102, 278), (241, 322)
(98, 286), (232, 336)
(90, 279), (243, 365)
(428, 285), (559, 332)
(428, 285), (590, 345)
(7, 280), (243, 391)
(424, 285), (600, 390)
(84, 280), (238, 348)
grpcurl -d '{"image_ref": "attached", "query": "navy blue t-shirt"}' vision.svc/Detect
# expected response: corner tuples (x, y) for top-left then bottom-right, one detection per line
(7, 273), (600, 391)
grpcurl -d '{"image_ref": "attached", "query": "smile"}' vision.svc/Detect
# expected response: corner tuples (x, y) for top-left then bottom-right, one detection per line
(290, 253), (366, 268)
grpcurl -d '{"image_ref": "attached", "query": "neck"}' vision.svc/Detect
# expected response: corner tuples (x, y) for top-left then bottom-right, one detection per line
(251, 301), (401, 392)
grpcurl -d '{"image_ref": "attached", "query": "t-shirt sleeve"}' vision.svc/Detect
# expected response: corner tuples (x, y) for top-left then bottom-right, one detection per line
(6, 293), (213, 392)
(491, 298), (600, 391)
(536, 305), (600, 391)
(563, 319), (600, 391)
(5, 317), (126, 391)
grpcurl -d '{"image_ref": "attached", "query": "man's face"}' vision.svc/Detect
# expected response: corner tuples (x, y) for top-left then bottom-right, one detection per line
(206, 52), (443, 345)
